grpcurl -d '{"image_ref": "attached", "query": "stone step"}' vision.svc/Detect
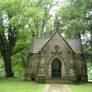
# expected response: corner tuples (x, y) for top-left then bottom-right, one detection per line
(45, 80), (72, 84)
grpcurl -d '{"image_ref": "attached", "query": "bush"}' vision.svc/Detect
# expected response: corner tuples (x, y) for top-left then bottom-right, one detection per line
(36, 75), (46, 83)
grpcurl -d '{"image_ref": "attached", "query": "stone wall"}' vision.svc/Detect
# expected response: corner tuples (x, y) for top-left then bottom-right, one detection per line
(36, 32), (77, 81)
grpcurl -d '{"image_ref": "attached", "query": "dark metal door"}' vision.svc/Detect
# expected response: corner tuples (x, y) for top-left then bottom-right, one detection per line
(52, 59), (61, 79)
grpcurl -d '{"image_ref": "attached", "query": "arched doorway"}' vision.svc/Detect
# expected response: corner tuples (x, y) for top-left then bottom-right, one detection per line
(52, 59), (61, 79)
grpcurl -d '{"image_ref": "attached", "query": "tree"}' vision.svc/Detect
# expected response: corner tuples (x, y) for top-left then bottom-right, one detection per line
(28, 0), (54, 37)
(58, 0), (88, 38)
(58, 0), (89, 81)
(11, 30), (32, 78)
(0, 0), (29, 77)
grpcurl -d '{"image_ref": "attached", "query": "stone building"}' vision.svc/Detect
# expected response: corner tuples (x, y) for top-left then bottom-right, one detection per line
(25, 17), (88, 83)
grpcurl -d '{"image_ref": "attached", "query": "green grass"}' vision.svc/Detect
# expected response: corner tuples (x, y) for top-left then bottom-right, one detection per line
(69, 83), (92, 92)
(0, 78), (46, 92)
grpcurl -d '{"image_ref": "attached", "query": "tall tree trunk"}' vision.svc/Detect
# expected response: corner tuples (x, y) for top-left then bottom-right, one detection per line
(3, 54), (14, 77)
(78, 32), (88, 82)
(90, 31), (92, 48)
(0, 29), (14, 77)
(40, 20), (46, 37)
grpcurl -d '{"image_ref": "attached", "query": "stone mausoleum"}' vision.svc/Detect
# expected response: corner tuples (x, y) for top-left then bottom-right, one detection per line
(25, 17), (88, 83)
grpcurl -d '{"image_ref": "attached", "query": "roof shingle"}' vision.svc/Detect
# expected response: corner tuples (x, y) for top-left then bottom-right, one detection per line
(31, 38), (81, 54)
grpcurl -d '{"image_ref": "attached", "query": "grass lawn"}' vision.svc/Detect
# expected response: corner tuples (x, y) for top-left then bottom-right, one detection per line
(0, 78), (46, 92)
(69, 83), (92, 92)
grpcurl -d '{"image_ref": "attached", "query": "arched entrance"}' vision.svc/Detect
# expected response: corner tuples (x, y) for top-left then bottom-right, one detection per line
(52, 59), (61, 79)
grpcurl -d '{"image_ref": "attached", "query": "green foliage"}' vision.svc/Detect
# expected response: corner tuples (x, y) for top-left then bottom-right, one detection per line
(36, 75), (46, 83)
(0, 0), (32, 77)
(12, 30), (32, 79)
(58, 0), (88, 38)
(0, 58), (5, 77)
(58, 0), (92, 79)
(87, 63), (92, 79)
(0, 0), (54, 78)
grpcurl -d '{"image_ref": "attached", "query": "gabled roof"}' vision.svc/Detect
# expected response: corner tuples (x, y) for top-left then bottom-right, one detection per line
(31, 32), (82, 54)
(31, 38), (47, 53)
(66, 39), (81, 54)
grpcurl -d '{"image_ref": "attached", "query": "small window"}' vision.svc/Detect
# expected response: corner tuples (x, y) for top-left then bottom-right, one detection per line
(55, 45), (59, 52)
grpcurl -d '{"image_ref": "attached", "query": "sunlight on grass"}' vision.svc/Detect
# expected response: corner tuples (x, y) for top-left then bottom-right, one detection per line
(69, 83), (92, 92)
(0, 78), (46, 92)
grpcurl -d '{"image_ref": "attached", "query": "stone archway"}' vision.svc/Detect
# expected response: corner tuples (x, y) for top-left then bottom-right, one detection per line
(52, 58), (61, 79)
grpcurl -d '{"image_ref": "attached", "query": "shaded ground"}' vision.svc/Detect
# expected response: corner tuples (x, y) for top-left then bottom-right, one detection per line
(70, 83), (92, 92)
(43, 84), (72, 92)
(0, 78), (45, 92)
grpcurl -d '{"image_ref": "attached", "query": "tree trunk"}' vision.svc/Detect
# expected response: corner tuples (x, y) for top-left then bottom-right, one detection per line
(90, 31), (92, 48)
(78, 32), (88, 82)
(3, 55), (14, 77)
(40, 20), (46, 37)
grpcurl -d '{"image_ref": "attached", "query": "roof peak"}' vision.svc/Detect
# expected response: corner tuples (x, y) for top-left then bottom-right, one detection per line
(54, 15), (60, 32)
(31, 32), (81, 54)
